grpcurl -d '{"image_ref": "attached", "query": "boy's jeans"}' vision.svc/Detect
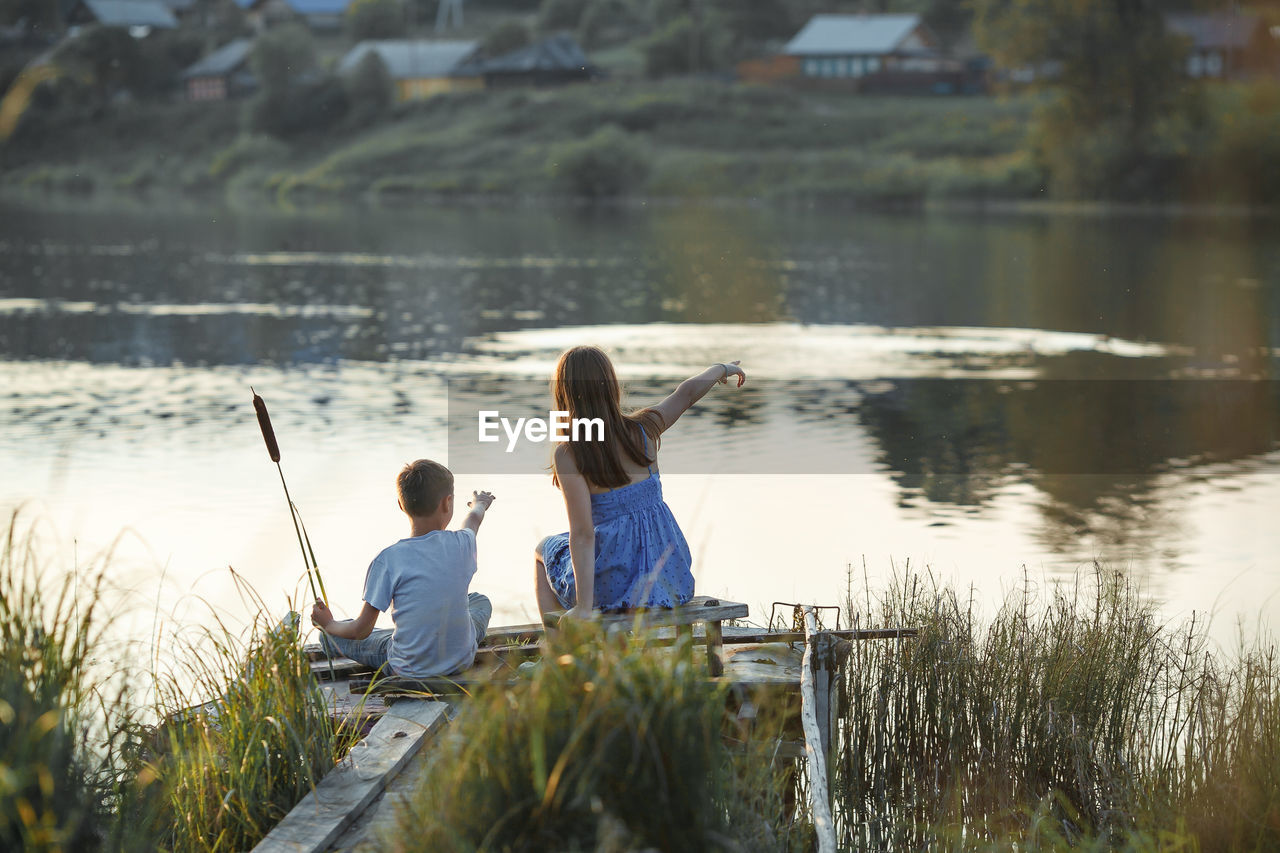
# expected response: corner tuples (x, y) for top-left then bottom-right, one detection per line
(318, 592), (492, 675)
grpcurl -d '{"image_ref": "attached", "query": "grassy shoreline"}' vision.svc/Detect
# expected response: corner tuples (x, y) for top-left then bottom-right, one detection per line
(2, 83), (1047, 207)
(6, 498), (1280, 850)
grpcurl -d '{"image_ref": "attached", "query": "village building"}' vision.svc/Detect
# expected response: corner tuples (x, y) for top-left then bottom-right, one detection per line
(182, 38), (256, 101)
(283, 0), (350, 30)
(453, 33), (595, 88)
(338, 40), (483, 101)
(784, 14), (937, 80)
(1166, 11), (1279, 80)
(234, 0), (353, 31)
(781, 13), (980, 94)
(66, 0), (178, 32)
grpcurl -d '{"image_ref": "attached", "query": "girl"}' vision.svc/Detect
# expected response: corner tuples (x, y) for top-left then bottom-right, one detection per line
(535, 346), (747, 619)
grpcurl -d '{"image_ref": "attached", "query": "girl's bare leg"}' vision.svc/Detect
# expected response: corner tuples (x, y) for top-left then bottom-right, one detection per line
(535, 554), (561, 616)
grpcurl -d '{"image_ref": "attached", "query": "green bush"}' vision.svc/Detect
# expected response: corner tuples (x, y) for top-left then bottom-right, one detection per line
(245, 76), (350, 139)
(387, 620), (796, 851)
(546, 123), (650, 197)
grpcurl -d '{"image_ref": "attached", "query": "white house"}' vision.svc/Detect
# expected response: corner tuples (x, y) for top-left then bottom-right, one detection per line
(783, 14), (942, 81)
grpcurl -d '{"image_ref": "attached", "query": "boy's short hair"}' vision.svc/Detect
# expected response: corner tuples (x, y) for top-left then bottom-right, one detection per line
(397, 459), (453, 517)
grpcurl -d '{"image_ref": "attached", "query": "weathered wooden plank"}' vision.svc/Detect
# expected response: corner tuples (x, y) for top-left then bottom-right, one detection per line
(722, 627), (918, 644)
(485, 596), (749, 642)
(720, 643), (803, 687)
(307, 627), (912, 674)
(310, 657), (375, 681)
(306, 644), (542, 668)
(252, 700), (448, 853)
(801, 608), (837, 853)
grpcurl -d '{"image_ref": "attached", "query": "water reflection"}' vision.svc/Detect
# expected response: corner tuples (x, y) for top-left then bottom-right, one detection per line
(1, 200), (1278, 619)
(5, 202), (1275, 369)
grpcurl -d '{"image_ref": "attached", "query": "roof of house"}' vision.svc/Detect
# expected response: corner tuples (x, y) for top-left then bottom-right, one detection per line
(232, 0), (351, 13)
(1166, 12), (1265, 52)
(784, 14), (924, 56)
(457, 32), (591, 75)
(338, 40), (480, 79)
(78, 0), (178, 28)
(286, 0), (352, 15)
(183, 38), (253, 79)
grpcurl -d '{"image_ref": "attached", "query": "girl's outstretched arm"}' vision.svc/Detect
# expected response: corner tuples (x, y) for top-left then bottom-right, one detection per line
(650, 361), (746, 434)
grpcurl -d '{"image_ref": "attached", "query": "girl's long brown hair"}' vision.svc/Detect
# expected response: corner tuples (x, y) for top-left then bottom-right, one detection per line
(552, 346), (662, 490)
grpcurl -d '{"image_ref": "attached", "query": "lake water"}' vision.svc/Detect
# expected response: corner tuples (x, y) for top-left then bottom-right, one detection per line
(2, 197), (1277, 656)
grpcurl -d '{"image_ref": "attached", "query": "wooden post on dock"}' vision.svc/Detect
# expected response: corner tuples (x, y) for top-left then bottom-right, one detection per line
(801, 606), (837, 853)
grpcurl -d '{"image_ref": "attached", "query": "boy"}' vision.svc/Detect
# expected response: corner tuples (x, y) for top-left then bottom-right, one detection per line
(310, 459), (494, 678)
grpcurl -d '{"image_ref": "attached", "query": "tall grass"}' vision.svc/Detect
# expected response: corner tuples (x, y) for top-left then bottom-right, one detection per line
(834, 564), (1280, 850)
(387, 619), (805, 852)
(0, 519), (161, 851)
(154, 584), (358, 852)
(0, 516), (353, 852)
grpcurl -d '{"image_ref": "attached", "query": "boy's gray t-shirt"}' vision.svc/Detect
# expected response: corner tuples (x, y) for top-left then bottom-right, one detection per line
(362, 527), (478, 678)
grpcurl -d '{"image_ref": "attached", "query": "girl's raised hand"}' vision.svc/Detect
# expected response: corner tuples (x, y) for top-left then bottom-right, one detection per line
(719, 360), (746, 388)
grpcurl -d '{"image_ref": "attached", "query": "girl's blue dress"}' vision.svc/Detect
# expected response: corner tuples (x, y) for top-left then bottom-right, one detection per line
(542, 432), (694, 611)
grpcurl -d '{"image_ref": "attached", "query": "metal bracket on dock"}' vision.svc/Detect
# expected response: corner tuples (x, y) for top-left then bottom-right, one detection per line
(769, 601), (841, 633)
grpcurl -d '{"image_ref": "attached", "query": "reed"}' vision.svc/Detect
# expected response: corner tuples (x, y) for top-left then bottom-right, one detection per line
(0, 516), (161, 851)
(832, 563), (1280, 850)
(386, 619), (806, 852)
(153, 578), (358, 852)
(0, 514), (354, 852)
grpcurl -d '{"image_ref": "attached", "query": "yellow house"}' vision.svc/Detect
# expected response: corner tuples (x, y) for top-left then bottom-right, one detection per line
(338, 40), (483, 102)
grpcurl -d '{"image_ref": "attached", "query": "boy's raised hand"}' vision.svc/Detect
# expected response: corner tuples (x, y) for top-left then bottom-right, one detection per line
(469, 490), (495, 510)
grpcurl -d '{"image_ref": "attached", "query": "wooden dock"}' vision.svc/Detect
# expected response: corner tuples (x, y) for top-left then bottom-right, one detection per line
(250, 598), (915, 852)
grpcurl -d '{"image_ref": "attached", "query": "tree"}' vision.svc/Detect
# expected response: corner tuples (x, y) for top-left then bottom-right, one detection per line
(345, 0), (406, 42)
(972, 0), (1194, 198)
(641, 13), (730, 76)
(481, 20), (531, 57)
(50, 25), (144, 101)
(344, 50), (394, 124)
(0, 0), (60, 32)
(250, 22), (316, 93)
(537, 0), (587, 31)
